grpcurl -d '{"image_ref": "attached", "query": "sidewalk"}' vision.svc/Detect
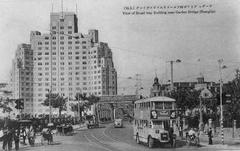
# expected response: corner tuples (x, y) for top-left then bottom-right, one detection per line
(199, 133), (240, 145)
(198, 133), (240, 149)
(0, 124), (86, 151)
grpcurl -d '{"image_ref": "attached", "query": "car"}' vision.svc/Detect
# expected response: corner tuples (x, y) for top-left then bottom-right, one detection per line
(114, 119), (123, 128)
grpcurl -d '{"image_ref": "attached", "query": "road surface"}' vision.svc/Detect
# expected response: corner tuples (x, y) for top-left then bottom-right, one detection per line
(3, 122), (240, 151)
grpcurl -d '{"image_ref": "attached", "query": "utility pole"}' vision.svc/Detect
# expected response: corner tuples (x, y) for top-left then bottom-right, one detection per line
(218, 59), (225, 145)
(199, 96), (203, 130)
(17, 58), (22, 119)
(77, 93), (81, 121)
(135, 74), (142, 96)
(170, 61), (174, 91)
(167, 59), (181, 91)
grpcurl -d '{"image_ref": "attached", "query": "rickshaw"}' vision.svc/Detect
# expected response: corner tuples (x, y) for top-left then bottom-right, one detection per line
(186, 128), (200, 146)
(41, 123), (54, 145)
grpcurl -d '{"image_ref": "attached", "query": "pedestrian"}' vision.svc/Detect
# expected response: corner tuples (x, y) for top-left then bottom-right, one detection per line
(13, 129), (20, 151)
(7, 128), (13, 151)
(169, 126), (174, 147)
(27, 125), (35, 146)
(208, 128), (213, 145)
(2, 127), (8, 151)
(21, 127), (27, 145)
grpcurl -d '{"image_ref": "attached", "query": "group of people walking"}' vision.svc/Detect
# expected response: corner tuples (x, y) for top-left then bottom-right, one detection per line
(1, 126), (35, 151)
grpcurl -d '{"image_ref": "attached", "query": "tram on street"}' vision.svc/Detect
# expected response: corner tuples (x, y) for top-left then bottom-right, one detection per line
(133, 96), (177, 148)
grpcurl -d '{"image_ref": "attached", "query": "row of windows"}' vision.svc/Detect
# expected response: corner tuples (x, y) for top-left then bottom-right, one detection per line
(36, 51), (96, 57)
(51, 30), (72, 35)
(134, 102), (174, 110)
(52, 26), (72, 30)
(35, 57), (98, 63)
(36, 75), (102, 81)
(134, 120), (149, 127)
(37, 51), (89, 56)
(36, 61), (98, 66)
(35, 67), (101, 72)
(43, 36), (87, 42)
(37, 46), (87, 50)
(36, 87), (103, 97)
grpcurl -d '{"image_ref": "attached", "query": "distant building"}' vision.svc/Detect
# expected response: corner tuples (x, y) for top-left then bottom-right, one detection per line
(150, 76), (163, 97)
(10, 12), (117, 115)
(10, 44), (33, 114)
(159, 76), (220, 95)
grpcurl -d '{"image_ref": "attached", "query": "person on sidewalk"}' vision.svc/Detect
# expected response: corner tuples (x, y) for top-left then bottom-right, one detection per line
(2, 127), (8, 151)
(7, 128), (13, 151)
(21, 127), (27, 145)
(13, 129), (20, 151)
(27, 126), (35, 146)
(208, 128), (213, 145)
(169, 126), (174, 147)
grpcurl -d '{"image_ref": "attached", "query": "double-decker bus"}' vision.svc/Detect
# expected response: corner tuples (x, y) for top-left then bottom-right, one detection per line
(133, 96), (177, 148)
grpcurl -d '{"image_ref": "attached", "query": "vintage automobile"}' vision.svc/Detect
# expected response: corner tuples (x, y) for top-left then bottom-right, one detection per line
(114, 119), (123, 128)
(85, 115), (99, 129)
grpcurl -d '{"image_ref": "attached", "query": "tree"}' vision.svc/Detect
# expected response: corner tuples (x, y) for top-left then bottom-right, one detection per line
(168, 88), (200, 111)
(71, 93), (87, 119)
(70, 93), (100, 120)
(222, 69), (240, 123)
(87, 94), (100, 105)
(0, 98), (13, 114)
(42, 94), (67, 116)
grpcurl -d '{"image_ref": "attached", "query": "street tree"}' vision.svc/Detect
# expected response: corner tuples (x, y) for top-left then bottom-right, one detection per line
(169, 88), (200, 111)
(71, 93), (100, 120)
(221, 69), (240, 124)
(42, 94), (67, 116)
(0, 98), (13, 114)
(71, 93), (87, 119)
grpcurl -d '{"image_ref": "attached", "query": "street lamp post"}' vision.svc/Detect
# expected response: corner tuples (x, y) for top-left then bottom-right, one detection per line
(78, 93), (80, 119)
(48, 31), (53, 124)
(218, 59), (226, 145)
(167, 59), (181, 91)
(17, 58), (22, 119)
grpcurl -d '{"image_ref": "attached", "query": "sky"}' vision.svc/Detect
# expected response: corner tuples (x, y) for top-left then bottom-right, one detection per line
(0, 0), (240, 95)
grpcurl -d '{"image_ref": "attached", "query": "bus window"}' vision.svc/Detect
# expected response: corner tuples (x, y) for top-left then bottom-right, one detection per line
(164, 102), (172, 110)
(149, 121), (152, 128)
(152, 121), (163, 129)
(163, 120), (170, 130)
(155, 102), (163, 109)
(151, 102), (153, 108)
(147, 102), (150, 108)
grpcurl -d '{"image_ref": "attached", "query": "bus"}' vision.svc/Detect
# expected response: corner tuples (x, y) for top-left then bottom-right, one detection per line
(133, 96), (177, 148)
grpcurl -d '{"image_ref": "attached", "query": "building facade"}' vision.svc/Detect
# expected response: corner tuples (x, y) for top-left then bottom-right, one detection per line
(150, 76), (163, 97)
(28, 12), (117, 115)
(10, 44), (34, 113)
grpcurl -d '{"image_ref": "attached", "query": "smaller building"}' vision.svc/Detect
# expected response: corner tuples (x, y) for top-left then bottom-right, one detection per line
(150, 76), (163, 97)
(10, 44), (33, 114)
(151, 76), (220, 96)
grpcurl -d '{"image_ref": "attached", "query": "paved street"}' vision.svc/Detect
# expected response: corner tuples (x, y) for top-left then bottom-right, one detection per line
(1, 122), (240, 151)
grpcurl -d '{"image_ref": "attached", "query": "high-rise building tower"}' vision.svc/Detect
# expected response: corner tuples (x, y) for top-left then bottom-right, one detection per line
(10, 44), (34, 114)
(29, 12), (117, 115)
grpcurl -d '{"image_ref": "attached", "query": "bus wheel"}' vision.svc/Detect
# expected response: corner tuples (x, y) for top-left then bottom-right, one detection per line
(148, 136), (154, 148)
(136, 134), (140, 144)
